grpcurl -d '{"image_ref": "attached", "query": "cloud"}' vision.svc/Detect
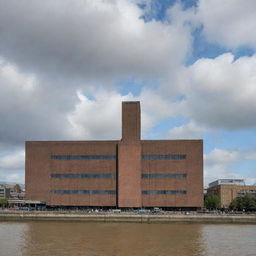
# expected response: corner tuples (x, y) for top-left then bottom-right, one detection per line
(0, 56), (177, 149)
(67, 87), (178, 140)
(205, 148), (241, 166)
(0, 150), (24, 170)
(0, 150), (25, 183)
(0, 0), (193, 147)
(167, 121), (205, 139)
(0, 0), (191, 84)
(204, 148), (256, 186)
(197, 0), (256, 49)
(67, 90), (134, 140)
(0, 60), (76, 147)
(184, 53), (256, 129)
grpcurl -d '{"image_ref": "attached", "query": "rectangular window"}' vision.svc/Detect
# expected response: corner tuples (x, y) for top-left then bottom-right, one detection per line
(51, 173), (116, 178)
(142, 155), (186, 160)
(51, 190), (116, 194)
(51, 155), (116, 160)
(141, 174), (187, 178)
(142, 190), (187, 195)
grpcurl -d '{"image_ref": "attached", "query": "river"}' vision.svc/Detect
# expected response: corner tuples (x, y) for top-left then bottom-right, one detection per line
(0, 221), (255, 256)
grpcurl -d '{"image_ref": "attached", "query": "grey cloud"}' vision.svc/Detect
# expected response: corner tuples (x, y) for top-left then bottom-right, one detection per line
(0, 0), (189, 84)
(0, 169), (24, 183)
(0, 0), (192, 150)
(184, 53), (256, 130)
(0, 61), (77, 147)
(167, 121), (205, 139)
(204, 148), (256, 186)
(197, 0), (256, 49)
(0, 150), (25, 183)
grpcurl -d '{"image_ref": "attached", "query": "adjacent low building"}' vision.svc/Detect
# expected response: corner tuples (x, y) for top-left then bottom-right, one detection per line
(0, 186), (11, 199)
(207, 179), (256, 208)
(209, 179), (245, 187)
(26, 101), (203, 209)
(0, 184), (25, 200)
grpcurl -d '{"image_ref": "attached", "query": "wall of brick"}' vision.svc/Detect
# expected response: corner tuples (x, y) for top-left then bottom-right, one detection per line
(26, 141), (118, 206)
(141, 140), (203, 208)
(117, 142), (142, 207)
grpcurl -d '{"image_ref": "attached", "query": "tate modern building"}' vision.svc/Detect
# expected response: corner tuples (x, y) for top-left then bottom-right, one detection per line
(26, 102), (203, 209)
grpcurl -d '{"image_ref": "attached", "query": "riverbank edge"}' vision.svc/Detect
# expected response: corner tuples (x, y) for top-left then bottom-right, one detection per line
(1, 212), (256, 224)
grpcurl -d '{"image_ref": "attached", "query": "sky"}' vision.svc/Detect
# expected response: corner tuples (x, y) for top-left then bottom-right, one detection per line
(0, 0), (256, 187)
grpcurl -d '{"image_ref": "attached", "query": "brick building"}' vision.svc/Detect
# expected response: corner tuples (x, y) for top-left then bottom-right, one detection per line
(26, 101), (203, 209)
(207, 179), (256, 208)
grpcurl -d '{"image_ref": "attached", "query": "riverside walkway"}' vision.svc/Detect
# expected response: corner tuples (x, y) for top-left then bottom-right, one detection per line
(0, 211), (256, 224)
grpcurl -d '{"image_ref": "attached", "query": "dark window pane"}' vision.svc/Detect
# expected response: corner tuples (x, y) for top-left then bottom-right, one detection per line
(51, 173), (116, 178)
(142, 190), (187, 195)
(142, 174), (187, 178)
(51, 155), (116, 160)
(51, 190), (116, 194)
(142, 155), (186, 160)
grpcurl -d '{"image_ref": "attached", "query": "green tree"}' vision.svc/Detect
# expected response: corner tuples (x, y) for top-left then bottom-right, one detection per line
(230, 194), (256, 211)
(0, 198), (9, 208)
(205, 195), (221, 209)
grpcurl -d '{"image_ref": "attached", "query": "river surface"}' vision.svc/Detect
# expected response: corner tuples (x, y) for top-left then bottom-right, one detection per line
(0, 221), (255, 256)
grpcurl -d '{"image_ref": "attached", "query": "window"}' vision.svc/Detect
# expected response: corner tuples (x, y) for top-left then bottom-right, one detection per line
(51, 173), (116, 178)
(142, 190), (187, 195)
(51, 155), (116, 160)
(142, 174), (187, 178)
(142, 155), (186, 160)
(51, 190), (116, 194)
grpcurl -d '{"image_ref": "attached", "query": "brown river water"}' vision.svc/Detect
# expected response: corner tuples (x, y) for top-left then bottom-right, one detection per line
(0, 221), (255, 256)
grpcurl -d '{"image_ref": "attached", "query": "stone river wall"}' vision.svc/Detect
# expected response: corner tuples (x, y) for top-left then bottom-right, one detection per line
(0, 212), (256, 224)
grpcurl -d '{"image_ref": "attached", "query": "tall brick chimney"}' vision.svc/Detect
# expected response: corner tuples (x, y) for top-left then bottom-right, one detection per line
(122, 101), (141, 141)
(118, 101), (142, 207)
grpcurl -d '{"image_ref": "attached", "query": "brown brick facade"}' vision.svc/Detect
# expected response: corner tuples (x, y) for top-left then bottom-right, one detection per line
(207, 184), (256, 208)
(26, 102), (203, 208)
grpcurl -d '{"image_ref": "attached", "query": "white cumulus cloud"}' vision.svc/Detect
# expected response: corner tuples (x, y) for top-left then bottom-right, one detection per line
(197, 0), (256, 49)
(184, 53), (256, 129)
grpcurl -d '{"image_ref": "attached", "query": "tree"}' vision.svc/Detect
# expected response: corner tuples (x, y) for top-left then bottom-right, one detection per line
(205, 195), (221, 209)
(0, 198), (9, 208)
(14, 184), (21, 193)
(230, 194), (256, 211)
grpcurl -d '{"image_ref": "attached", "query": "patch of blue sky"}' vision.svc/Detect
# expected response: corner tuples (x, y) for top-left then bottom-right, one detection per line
(187, 26), (255, 65)
(232, 46), (255, 60)
(207, 129), (256, 152)
(201, 128), (256, 155)
(202, 133), (221, 154)
(230, 160), (256, 184)
(139, 1), (254, 64)
(138, 0), (198, 22)
(233, 160), (256, 174)
(186, 26), (228, 65)
(83, 93), (95, 101)
(142, 115), (188, 139)
(115, 77), (160, 96)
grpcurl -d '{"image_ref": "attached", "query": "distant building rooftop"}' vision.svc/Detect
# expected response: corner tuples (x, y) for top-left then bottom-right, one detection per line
(209, 179), (245, 188)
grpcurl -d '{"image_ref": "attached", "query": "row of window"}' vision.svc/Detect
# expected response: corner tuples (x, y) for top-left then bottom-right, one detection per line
(50, 173), (187, 179)
(142, 190), (187, 195)
(51, 174), (116, 178)
(51, 155), (116, 160)
(142, 155), (186, 159)
(52, 190), (116, 194)
(51, 190), (187, 195)
(141, 174), (187, 178)
(51, 154), (187, 160)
